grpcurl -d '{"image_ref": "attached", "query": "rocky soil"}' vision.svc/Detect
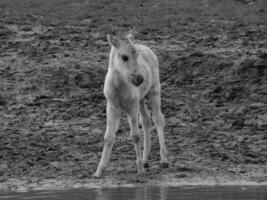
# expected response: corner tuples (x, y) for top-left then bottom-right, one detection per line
(0, 0), (266, 191)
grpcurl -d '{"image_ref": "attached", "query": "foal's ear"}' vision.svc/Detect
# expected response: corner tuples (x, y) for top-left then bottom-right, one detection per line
(128, 30), (137, 39)
(126, 30), (137, 45)
(107, 34), (121, 48)
(127, 33), (134, 41)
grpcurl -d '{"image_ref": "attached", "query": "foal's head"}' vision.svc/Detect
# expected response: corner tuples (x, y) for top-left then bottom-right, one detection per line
(108, 34), (144, 87)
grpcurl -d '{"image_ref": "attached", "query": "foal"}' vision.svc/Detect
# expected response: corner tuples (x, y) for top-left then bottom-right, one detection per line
(93, 34), (168, 177)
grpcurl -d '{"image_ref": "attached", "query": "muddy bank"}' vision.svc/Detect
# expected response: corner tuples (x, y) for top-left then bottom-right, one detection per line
(1, 176), (267, 192)
(0, 0), (267, 191)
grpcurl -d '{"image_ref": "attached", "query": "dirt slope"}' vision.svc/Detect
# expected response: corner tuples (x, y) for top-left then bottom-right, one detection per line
(0, 0), (266, 190)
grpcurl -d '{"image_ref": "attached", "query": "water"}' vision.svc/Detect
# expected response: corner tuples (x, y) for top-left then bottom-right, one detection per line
(0, 186), (266, 200)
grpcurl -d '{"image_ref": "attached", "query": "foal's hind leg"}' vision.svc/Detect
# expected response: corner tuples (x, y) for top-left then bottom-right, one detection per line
(127, 104), (145, 174)
(139, 99), (151, 168)
(93, 103), (121, 178)
(149, 91), (169, 166)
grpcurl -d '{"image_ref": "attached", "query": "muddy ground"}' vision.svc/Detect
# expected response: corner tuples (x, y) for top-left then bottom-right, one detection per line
(0, 0), (266, 191)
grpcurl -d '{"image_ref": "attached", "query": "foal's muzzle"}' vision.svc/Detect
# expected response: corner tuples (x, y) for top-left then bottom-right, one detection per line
(130, 74), (144, 87)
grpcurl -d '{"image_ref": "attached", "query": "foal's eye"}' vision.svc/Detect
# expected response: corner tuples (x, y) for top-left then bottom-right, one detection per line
(121, 55), (129, 62)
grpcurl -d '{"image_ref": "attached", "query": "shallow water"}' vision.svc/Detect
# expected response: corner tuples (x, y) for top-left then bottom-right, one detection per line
(0, 186), (266, 200)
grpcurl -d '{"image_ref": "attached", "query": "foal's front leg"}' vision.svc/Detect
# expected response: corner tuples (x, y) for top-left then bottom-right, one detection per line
(127, 104), (145, 174)
(93, 103), (121, 178)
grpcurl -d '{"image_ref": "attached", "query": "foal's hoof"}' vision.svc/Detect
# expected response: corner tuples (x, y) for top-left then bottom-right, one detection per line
(92, 173), (102, 179)
(138, 169), (145, 176)
(143, 162), (149, 168)
(160, 162), (169, 168)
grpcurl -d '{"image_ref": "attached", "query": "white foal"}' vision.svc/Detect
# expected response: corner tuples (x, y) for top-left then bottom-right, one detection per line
(93, 34), (168, 178)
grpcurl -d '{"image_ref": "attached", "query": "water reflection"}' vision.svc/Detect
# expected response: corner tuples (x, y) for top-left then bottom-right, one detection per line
(0, 186), (266, 200)
(93, 186), (267, 200)
(96, 186), (168, 200)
